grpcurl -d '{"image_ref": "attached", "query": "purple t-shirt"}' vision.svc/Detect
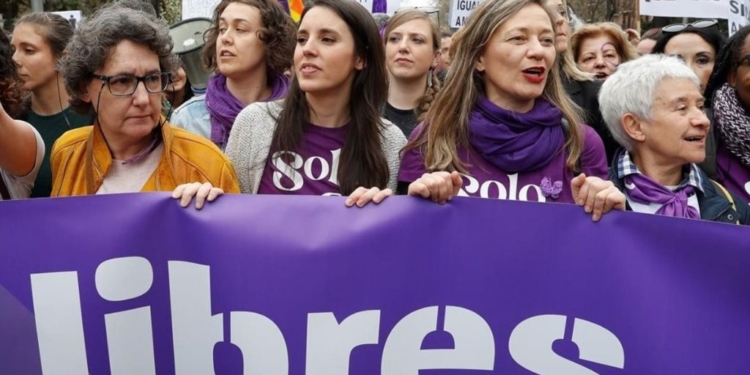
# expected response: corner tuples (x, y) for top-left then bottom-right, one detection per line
(258, 124), (348, 196)
(716, 146), (750, 203)
(398, 125), (608, 204)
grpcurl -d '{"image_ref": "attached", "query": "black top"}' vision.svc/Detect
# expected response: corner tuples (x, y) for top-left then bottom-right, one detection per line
(384, 102), (419, 138)
(562, 75), (620, 163)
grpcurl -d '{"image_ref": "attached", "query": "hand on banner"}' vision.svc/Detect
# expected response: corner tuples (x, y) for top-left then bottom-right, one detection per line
(571, 174), (626, 221)
(172, 182), (225, 210)
(408, 171), (463, 204)
(345, 187), (393, 207)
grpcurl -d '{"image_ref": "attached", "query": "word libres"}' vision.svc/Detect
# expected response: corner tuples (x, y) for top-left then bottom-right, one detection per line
(30, 258), (625, 374)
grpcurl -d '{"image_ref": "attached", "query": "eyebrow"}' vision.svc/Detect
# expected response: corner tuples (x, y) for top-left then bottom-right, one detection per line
(505, 26), (554, 35)
(108, 69), (161, 77)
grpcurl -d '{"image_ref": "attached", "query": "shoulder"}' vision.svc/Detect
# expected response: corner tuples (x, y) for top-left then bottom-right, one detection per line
(237, 100), (284, 121)
(172, 95), (207, 115)
(52, 126), (93, 155)
(167, 124), (225, 156)
(232, 100), (283, 136)
(380, 118), (408, 149)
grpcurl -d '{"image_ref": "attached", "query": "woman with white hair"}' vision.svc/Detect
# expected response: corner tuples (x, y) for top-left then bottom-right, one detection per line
(599, 54), (750, 224)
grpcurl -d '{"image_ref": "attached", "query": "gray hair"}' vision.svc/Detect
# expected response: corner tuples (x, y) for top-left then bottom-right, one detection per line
(60, 7), (179, 114)
(598, 54), (700, 152)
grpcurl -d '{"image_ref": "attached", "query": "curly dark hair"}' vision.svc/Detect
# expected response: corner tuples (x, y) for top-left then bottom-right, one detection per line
(705, 26), (750, 107)
(59, 7), (180, 114)
(0, 30), (24, 118)
(202, 0), (296, 80)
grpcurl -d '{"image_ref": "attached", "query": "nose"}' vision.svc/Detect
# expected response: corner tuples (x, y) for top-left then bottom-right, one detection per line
(692, 107), (711, 129)
(219, 29), (233, 45)
(594, 55), (606, 68)
(131, 80), (150, 105)
(398, 37), (409, 52)
(301, 39), (317, 58)
(12, 50), (20, 67)
(527, 38), (545, 60)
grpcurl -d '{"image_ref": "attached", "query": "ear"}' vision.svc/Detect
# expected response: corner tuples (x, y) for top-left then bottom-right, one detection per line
(355, 55), (365, 71)
(432, 50), (440, 69)
(80, 82), (94, 104)
(729, 70), (738, 88)
(621, 113), (646, 143)
(475, 55), (485, 72)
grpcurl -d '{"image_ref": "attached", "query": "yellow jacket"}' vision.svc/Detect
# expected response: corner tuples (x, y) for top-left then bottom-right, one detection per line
(50, 122), (240, 196)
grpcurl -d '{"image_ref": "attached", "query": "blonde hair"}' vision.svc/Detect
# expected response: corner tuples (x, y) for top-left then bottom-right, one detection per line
(544, 0), (592, 81)
(406, 0), (585, 173)
(570, 22), (638, 65)
(384, 10), (442, 119)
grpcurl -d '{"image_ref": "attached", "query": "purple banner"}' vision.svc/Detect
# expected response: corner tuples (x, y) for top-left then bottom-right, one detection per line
(1, 194), (750, 374)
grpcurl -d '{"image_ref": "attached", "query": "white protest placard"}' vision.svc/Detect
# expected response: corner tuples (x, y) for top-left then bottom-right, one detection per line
(52, 11), (82, 29)
(182, 0), (220, 20)
(639, 0), (727, 19)
(728, 0), (750, 35)
(449, 0), (483, 28)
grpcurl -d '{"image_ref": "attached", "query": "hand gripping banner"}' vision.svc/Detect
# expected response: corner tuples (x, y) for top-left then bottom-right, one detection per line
(1, 194), (749, 374)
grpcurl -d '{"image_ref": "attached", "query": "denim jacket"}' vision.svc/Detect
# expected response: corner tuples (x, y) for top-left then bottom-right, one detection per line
(169, 95), (212, 143)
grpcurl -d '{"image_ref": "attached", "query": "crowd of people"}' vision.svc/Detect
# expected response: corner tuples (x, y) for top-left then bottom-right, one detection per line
(1, 0), (749, 225)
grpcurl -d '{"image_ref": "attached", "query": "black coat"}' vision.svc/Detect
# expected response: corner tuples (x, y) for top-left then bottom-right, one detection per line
(562, 75), (621, 163)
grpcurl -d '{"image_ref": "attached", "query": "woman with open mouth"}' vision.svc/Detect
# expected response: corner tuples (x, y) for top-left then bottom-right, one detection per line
(545, 0), (619, 163)
(570, 22), (637, 82)
(397, 0), (624, 222)
(173, 0), (407, 209)
(170, 0), (296, 151)
(600, 54), (749, 225)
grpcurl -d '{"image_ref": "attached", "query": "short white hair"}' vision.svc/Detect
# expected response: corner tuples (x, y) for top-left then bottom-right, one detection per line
(598, 54), (700, 151)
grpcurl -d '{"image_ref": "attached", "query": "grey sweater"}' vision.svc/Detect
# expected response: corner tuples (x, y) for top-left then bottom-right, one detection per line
(225, 100), (407, 194)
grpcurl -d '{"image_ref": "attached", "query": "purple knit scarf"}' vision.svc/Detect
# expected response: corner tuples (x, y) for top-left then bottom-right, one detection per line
(468, 97), (566, 173)
(206, 74), (289, 148)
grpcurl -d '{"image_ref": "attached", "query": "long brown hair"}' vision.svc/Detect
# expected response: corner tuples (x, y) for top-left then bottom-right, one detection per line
(405, 0), (585, 173)
(383, 10), (442, 119)
(270, 0), (390, 194)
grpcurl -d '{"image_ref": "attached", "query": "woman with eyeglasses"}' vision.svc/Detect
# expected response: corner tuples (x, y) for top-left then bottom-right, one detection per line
(383, 9), (442, 137)
(700, 25), (750, 203)
(50, 6), (240, 202)
(11, 13), (94, 198)
(170, 0), (296, 150)
(652, 20), (724, 95)
(570, 22), (637, 82)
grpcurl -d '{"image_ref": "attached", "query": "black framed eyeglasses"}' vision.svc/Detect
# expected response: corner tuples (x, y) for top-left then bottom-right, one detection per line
(662, 20), (718, 34)
(93, 72), (172, 96)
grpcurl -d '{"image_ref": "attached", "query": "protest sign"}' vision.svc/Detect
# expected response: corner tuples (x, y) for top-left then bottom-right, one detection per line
(639, 0), (727, 19)
(1, 194), (750, 373)
(52, 11), (82, 29)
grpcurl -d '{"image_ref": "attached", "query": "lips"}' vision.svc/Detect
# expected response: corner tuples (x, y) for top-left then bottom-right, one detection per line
(684, 135), (706, 143)
(522, 66), (546, 83)
(594, 72), (608, 80)
(219, 50), (235, 57)
(395, 58), (413, 64)
(299, 62), (320, 74)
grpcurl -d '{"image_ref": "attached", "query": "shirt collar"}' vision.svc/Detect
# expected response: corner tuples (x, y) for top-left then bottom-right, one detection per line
(616, 150), (704, 193)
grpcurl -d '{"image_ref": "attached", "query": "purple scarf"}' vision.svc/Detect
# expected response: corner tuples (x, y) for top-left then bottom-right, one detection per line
(625, 174), (700, 219)
(468, 97), (566, 173)
(206, 74), (289, 148)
